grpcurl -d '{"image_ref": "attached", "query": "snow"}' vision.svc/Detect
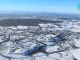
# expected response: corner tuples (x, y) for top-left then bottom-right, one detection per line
(8, 26), (17, 30)
(45, 34), (56, 38)
(0, 36), (5, 42)
(0, 21), (80, 60)
(70, 49), (80, 60)
(14, 49), (25, 54)
(35, 56), (54, 60)
(39, 23), (56, 32)
(70, 25), (80, 32)
(33, 52), (46, 57)
(0, 56), (7, 60)
(17, 26), (28, 29)
(43, 42), (53, 46)
(39, 23), (54, 28)
(37, 34), (57, 42)
(46, 46), (60, 53)
(34, 51), (74, 60)
(75, 40), (80, 47)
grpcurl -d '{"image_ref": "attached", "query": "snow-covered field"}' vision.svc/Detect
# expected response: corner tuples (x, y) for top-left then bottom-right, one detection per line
(0, 20), (80, 60)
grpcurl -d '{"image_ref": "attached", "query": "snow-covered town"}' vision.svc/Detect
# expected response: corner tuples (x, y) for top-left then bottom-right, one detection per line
(0, 20), (80, 60)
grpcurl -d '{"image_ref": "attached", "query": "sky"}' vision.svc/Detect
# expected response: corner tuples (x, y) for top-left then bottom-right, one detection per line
(0, 0), (80, 14)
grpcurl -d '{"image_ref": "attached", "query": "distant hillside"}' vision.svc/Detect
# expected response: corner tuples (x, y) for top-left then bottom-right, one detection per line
(0, 19), (63, 26)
